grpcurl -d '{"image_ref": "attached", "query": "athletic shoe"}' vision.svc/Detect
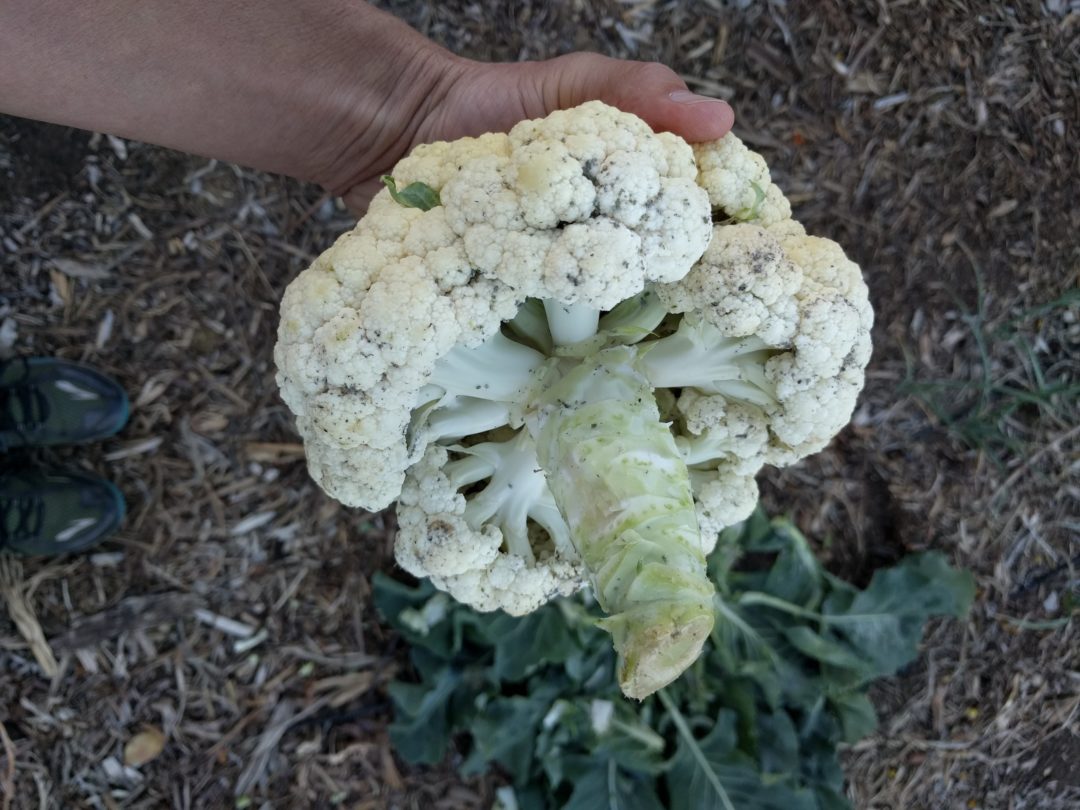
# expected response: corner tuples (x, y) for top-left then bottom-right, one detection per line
(0, 468), (125, 555)
(0, 357), (129, 450)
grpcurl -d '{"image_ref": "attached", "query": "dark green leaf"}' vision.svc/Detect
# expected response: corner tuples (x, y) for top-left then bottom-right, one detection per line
(381, 175), (441, 210)
(563, 760), (666, 810)
(755, 712), (800, 777)
(763, 524), (823, 608)
(373, 573), (462, 659)
(796, 725), (849, 802)
(824, 552), (974, 675)
(463, 688), (558, 782)
(372, 573), (435, 630)
(514, 785), (553, 810)
(781, 626), (873, 677)
(665, 709), (818, 810)
(492, 607), (583, 681)
(536, 700), (592, 786)
(386, 666), (460, 764)
(739, 512), (787, 553)
(830, 690), (879, 743)
(377, 513), (972, 810)
(710, 597), (777, 667)
(814, 788), (855, 810)
(598, 710), (669, 776)
(713, 676), (761, 750)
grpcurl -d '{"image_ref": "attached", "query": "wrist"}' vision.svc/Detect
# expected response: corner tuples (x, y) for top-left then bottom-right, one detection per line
(295, 10), (466, 197)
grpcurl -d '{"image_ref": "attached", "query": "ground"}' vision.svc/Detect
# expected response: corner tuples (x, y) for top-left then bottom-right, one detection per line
(1, 1), (1077, 808)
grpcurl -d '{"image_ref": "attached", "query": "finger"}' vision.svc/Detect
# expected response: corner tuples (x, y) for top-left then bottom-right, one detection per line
(530, 53), (734, 143)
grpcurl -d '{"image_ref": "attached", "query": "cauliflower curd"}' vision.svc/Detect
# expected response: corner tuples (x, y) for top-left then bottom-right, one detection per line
(276, 101), (873, 698)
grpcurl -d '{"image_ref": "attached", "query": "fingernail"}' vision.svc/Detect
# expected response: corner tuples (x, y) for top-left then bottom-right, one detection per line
(668, 90), (729, 107)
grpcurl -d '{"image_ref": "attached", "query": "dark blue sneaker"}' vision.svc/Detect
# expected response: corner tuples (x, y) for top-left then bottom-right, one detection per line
(0, 358), (129, 450)
(0, 469), (125, 555)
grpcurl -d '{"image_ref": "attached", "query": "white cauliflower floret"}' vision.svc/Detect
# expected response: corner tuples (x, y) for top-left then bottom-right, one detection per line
(302, 439), (411, 512)
(431, 553), (583, 616)
(395, 447), (503, 578)
(595, 150), (661, 226)
(694, 134), (791, 226)
(541, 219), (643, 308)
(392, 132), (511, 189)
(511, 140), (596, 228)
(395, 440), (584, 614)
(440, 101), (710, 301)
(689, 469), (761, 550)
(638, 188), (872, 535)
(655, 131), (700, 180)
(304, 386), (412, 451)
(675, 390), (769, 475)
(781, 233), (875, 351)
(656, 223), (802, 344)
(637, 180), (717, 283)
(276, 262), (348, 354)
(449, 277), (523, 347)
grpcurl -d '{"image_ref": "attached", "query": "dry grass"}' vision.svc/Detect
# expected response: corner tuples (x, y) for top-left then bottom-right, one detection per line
(1, 1), (1078, 808)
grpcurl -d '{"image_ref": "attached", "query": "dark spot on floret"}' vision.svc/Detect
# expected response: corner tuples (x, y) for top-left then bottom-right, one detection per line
(749, 248), (776, 267)
(427, 520), (455, 541)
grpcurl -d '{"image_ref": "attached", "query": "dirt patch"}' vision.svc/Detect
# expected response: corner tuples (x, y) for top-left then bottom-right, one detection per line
(0, 118), (89, 206)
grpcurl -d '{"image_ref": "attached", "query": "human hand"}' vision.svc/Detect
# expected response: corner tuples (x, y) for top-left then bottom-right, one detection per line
(1, 1), (732, 217)
(325, 53), (735, 214)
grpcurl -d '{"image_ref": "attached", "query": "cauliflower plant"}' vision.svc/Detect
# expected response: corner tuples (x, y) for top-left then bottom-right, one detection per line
(276, 101), (873, 699)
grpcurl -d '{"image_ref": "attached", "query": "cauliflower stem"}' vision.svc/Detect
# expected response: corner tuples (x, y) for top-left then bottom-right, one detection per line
(415, 311), (718, 699)
(532, 346), (715, 700)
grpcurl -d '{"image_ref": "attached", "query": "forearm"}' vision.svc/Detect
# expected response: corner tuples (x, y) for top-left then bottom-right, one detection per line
(0, 0), (453, 190)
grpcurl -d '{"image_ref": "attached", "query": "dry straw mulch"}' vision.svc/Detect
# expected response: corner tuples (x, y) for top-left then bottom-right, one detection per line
(1, 1), (1077, 807)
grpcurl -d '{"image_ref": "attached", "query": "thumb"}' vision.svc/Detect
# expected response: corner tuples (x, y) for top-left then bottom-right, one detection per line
(524, 52), (735, 143)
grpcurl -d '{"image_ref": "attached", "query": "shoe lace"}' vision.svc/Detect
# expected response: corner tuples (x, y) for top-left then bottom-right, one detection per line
(0, 494), (44, 545)
(0, 360), (51, 440)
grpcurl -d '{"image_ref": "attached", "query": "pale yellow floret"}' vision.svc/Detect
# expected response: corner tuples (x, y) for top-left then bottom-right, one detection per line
(693, 133), (792, 225)
(692, 471), (760, 550)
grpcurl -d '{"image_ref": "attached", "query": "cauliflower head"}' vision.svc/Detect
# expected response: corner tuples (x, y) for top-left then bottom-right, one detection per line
(276, 101), (710, 511)
(275, 101), (873, 698)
